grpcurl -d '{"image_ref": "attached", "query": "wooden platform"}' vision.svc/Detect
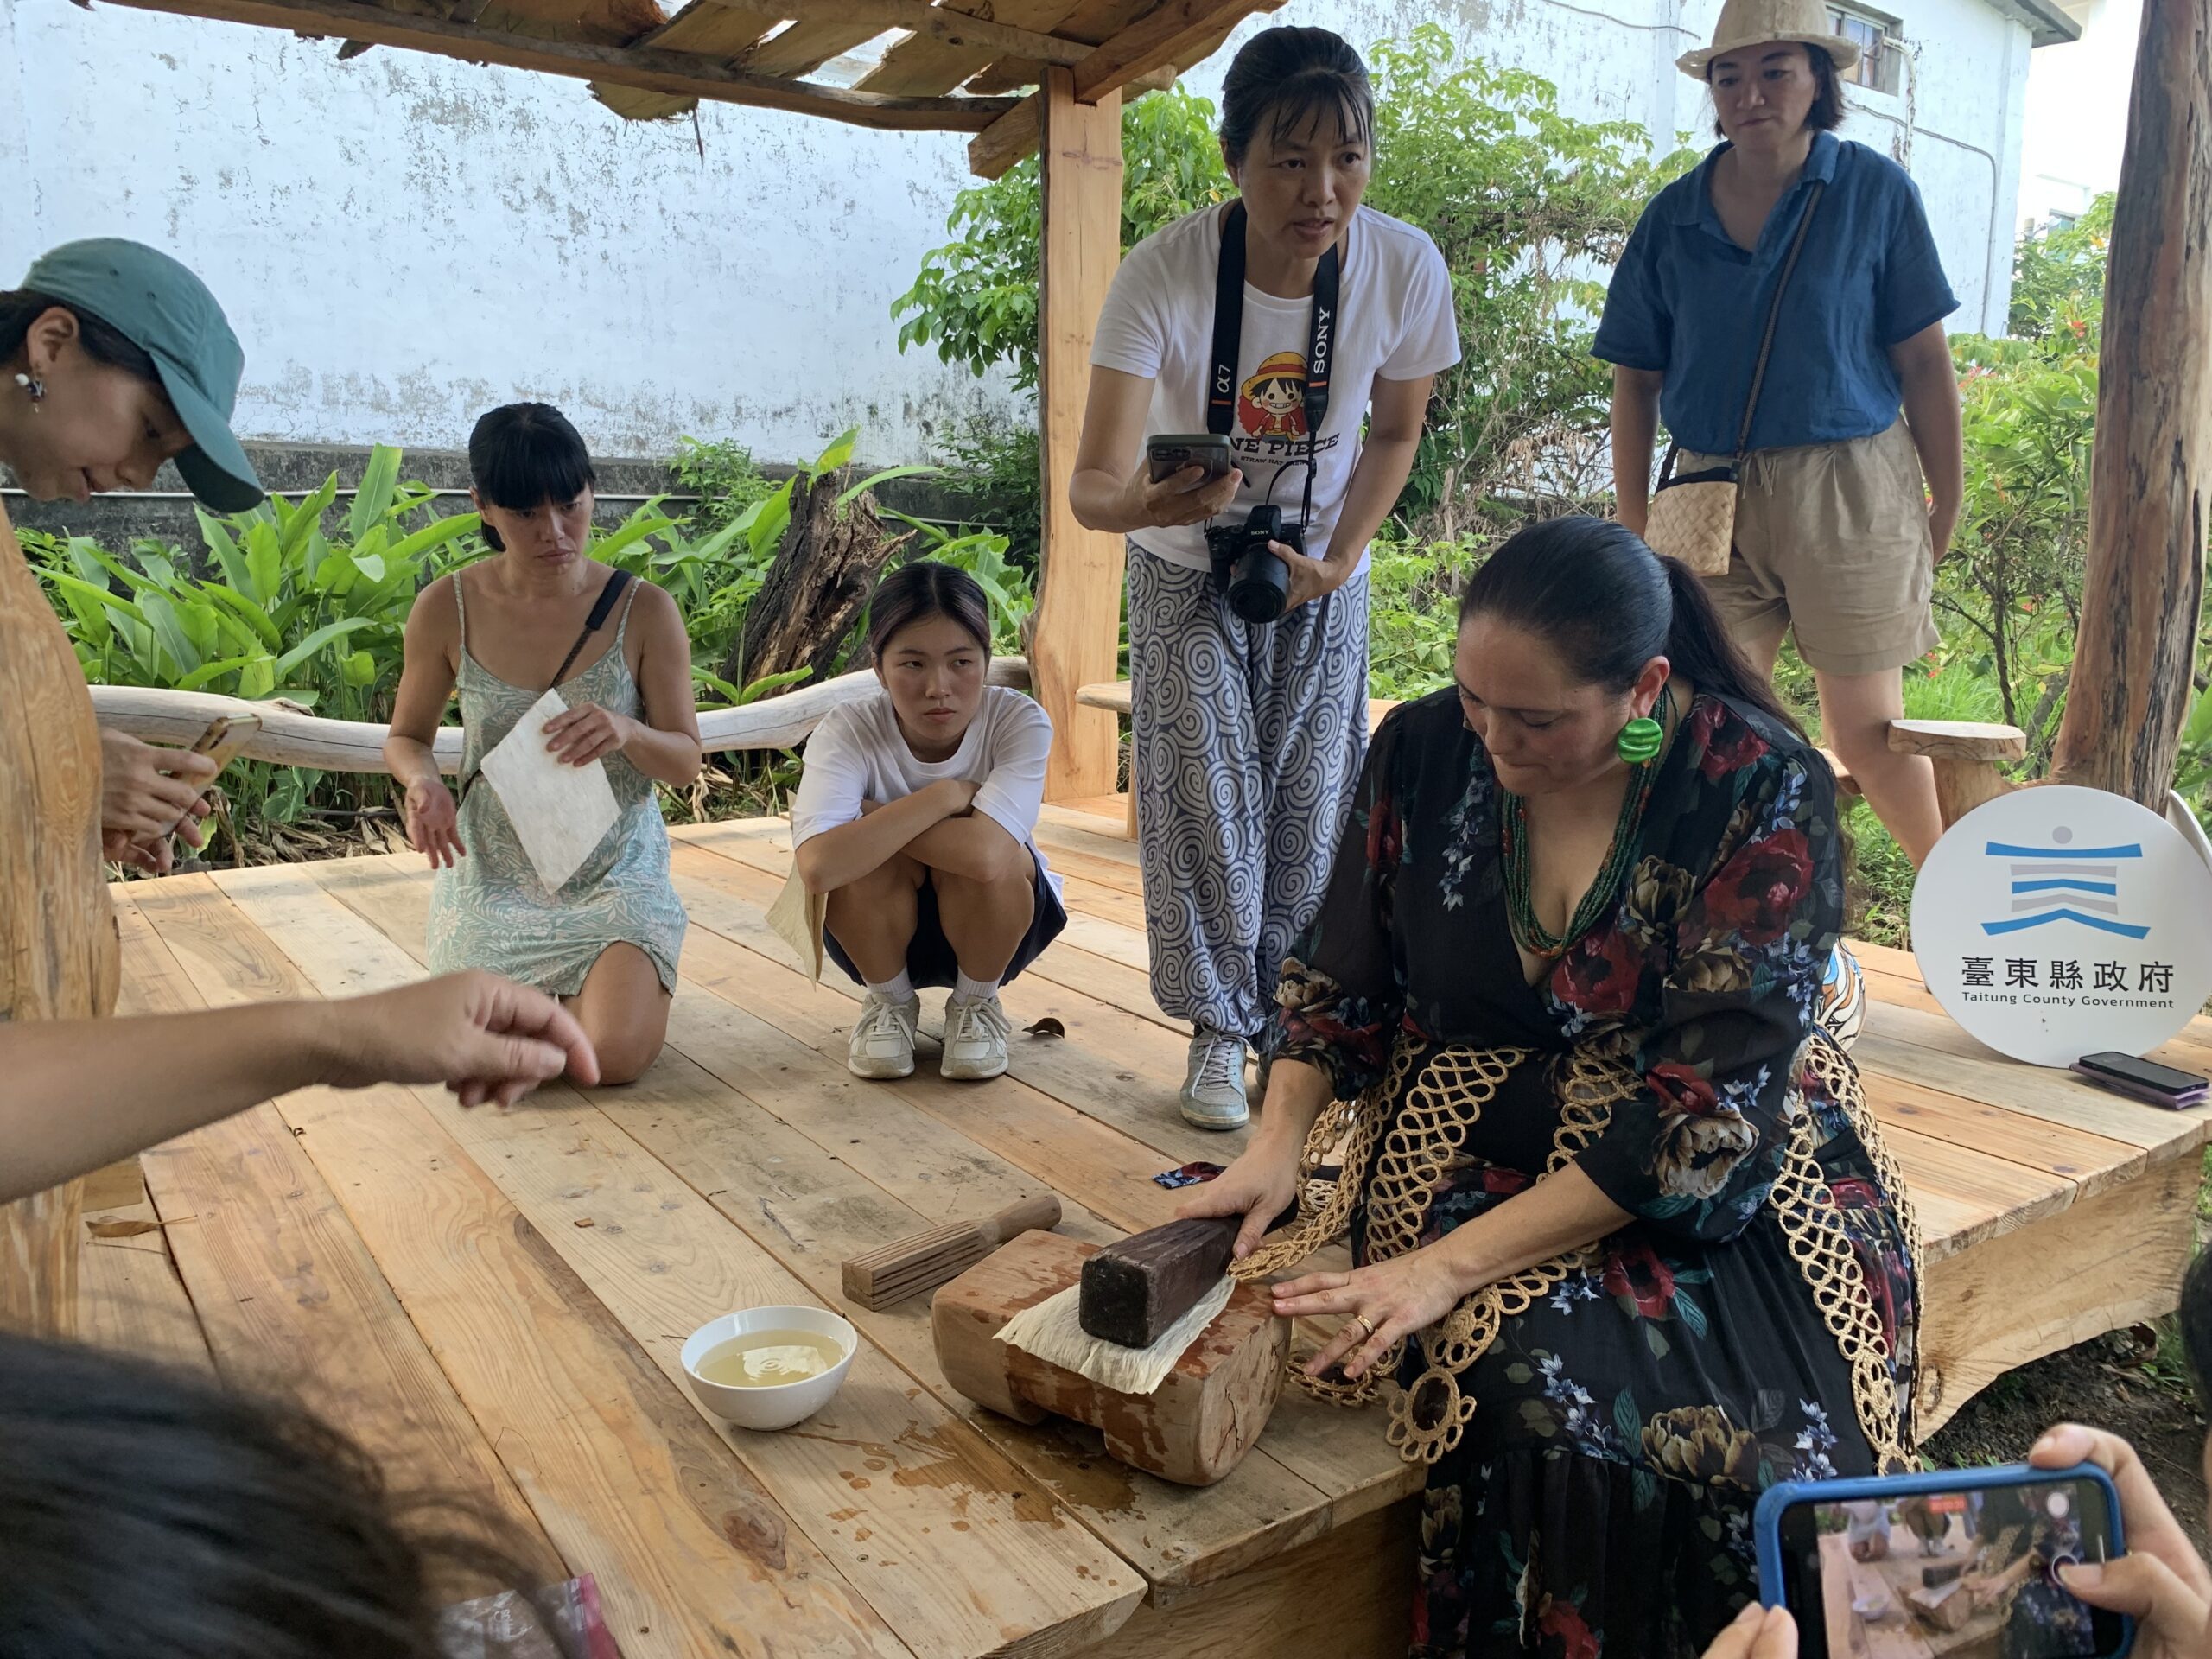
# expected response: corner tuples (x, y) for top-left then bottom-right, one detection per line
(79, 800), (2212, 1657)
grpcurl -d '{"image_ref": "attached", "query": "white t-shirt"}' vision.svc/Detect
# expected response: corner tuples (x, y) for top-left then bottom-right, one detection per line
(1090, 201), (1461, 576)
(788, 686), (1062, 899)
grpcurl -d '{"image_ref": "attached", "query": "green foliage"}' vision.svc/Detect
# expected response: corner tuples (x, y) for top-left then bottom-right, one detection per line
(1365, 533), (1482, 701)
(31, 428), (972, 859)
(28, 445), (480, 845)
(881, 513), (1037, 654)
(893, 87), (1230, 397)
(1362, 28), (1694, 530)
(670, 435), (779, 535)
(29, 447), (477, 721)
(2006, 197), (2113, 346)
(938, 416), (1043, 572)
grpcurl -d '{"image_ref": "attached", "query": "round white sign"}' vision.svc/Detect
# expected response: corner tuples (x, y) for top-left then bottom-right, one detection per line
(1910, 785), (2212, 1068)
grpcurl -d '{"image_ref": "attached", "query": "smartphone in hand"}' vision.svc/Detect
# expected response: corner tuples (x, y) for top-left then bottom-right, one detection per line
(1754, 1463), (2132, 1659)
(1146, 433), (1234, 485)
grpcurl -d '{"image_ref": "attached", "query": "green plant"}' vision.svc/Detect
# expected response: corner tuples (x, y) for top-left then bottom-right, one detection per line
(882, 514), (1036, 654)
(1365, 532), (1483, 701)
(938, 416), (1043, 573)
(670, 436), (779, 536)
(31, 446), (477, 721)
(894, 88), (1230, 397)
(596, 427), (938, 704)
(30, 445), (481, 843)
(1362, 29), (1693, 531)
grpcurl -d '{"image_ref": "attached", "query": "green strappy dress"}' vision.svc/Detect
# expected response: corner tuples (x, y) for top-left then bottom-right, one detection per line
(425, 568), (686, 995)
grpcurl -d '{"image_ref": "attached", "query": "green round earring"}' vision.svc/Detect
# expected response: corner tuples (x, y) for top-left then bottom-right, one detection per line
(1616, 715), (1663, 766)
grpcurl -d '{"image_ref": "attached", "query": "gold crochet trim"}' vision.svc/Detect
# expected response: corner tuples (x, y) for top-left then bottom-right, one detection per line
(1233, 1037), (1915, 1471)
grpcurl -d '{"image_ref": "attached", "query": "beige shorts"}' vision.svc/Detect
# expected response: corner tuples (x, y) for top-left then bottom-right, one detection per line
(1681, 419), (1940, 677)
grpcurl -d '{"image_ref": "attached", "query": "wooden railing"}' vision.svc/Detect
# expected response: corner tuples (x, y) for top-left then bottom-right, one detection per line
(89, 657), (1033, 772)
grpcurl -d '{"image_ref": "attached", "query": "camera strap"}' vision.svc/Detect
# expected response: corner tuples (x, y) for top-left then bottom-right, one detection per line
(1205, 200), (1340, 530)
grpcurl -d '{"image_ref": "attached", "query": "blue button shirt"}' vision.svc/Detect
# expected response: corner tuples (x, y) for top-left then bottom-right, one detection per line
(1592, 132), (1958, 456)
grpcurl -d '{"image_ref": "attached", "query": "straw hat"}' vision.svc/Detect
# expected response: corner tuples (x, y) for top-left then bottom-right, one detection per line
(1677, 0), (1859, 79)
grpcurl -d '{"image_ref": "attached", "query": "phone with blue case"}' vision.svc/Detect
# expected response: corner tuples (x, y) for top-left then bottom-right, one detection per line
(1754, 1463), (2131, 1659)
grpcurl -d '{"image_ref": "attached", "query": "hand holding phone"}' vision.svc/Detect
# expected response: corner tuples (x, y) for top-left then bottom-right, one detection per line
(1755, 1462), (2133, 1659)
(1146, 432), (1234, 485)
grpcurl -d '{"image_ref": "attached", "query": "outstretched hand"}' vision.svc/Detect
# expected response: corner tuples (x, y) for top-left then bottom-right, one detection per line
(404, 780), (466, 868)
(321, 972), (599, 1106)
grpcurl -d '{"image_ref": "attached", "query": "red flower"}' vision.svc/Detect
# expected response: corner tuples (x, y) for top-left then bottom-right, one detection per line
(1364, 795), (1402, 870)
(1700, 828), (1812, 944)
(1649, 1061), (1720, 1116)
(1555, 926), (1643, 1014)
(1538, 1599), (1600, 1659)
(1481, 1166), (1534, 1198)
(1689, 699), (1771, 782)
(1827, 1177), (1881, 1211)
(1602, 1239), (1678, 1319)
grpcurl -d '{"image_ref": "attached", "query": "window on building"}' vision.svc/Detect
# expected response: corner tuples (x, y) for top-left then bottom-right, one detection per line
(1828, 3), (1904, 95)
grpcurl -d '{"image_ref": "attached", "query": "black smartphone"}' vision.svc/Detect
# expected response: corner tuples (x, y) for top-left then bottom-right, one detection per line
(1756, 1465), (2131, 1659)
(2073, 1051), (2208, 1109)
(1146, 432), (1234, 484)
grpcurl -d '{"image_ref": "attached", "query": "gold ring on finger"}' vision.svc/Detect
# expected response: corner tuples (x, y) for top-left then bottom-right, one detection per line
(1350, 1313), (1376, 1342)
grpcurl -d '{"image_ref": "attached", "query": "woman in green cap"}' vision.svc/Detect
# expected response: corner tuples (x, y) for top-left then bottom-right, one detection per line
(1, 238), (267, 874)
(0, 238), (596, 1195)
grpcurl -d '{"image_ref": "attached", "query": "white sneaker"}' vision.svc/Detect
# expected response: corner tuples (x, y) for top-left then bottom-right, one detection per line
(848, 991), (920, 1079)
(941, 993), (1013, 1081)
(1181, 1028), (1250, 1130)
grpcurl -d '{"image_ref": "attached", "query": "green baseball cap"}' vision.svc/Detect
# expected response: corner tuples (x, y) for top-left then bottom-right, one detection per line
(20, 238), (263, 511)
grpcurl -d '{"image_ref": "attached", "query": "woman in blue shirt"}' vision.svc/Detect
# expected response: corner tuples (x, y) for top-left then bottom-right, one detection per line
(1596, 0), (1963, 868)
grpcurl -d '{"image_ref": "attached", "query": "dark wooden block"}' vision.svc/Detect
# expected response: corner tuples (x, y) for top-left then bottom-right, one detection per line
(1077, 1204), (1298, 1349)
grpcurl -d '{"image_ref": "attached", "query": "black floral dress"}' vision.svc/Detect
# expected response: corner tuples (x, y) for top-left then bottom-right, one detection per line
(1274, 689), (1918, 1659)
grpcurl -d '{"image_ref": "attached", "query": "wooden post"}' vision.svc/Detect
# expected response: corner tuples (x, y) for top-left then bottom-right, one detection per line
(1032, 65), (1125, 803)
(2050, 0), (2212, 806)
(0, 505), (119, 1337)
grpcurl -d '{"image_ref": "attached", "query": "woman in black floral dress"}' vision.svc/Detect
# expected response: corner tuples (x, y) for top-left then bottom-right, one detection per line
(1185, 518), (1918, 1659)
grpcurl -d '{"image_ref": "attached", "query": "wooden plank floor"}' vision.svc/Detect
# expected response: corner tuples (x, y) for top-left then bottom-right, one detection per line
(79, 798), (2212, 1657)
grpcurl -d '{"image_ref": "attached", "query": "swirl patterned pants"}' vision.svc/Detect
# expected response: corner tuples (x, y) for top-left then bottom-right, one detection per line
(1126, 545), (1370, 1039)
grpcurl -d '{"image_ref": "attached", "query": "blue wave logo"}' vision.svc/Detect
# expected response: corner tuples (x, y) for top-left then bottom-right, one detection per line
(1980, 836), (2149, 939)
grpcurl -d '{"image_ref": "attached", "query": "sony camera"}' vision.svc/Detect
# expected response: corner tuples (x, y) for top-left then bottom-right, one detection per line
(1205, 504), (1300, 624)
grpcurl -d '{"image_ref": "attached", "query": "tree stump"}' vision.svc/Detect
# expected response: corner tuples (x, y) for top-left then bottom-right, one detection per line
(0, 503), (118, 1337)
(723, 475), (910, 693)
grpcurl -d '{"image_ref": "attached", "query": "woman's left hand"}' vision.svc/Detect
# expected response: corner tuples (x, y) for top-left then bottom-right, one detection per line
(1272, 1246), (1471, 1382)
(1277, 544), (1352, 613)
(543, 702), (637, 767)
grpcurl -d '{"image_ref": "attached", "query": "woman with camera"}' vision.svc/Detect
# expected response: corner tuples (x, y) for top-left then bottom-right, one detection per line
(1596, 0), (1962, 868)
(1070, 25), (1459, 1130)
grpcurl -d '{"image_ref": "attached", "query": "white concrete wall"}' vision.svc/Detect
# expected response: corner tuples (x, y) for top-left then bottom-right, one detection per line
(2, 0), (2033, 465)
(2017, 0), (2132, 230)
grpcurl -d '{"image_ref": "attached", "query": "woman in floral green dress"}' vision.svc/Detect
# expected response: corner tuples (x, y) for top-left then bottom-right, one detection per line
(1186, 517), (1917, 1659)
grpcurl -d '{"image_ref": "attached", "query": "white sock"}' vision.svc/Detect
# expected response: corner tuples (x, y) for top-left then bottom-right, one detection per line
(866, 970), (915, 1005)
(952, 969), (1001, 1004)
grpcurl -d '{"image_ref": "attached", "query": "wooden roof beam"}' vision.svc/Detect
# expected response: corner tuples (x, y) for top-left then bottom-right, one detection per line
(705, 0), (1090, 67)
(967, 0), (1276, 176)
(99, 0), (1021, 130)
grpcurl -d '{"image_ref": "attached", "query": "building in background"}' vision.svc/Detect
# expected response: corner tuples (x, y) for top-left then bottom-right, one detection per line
(0, 0), (2078, 468)
(2016, 0), (2133, 231)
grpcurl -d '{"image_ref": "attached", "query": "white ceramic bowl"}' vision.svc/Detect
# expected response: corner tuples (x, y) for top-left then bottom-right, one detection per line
(680, 1305), (857, 1431)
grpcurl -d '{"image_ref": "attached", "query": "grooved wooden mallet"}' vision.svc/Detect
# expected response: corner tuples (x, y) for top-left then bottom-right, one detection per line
(842, 1195), (1063, 1311)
